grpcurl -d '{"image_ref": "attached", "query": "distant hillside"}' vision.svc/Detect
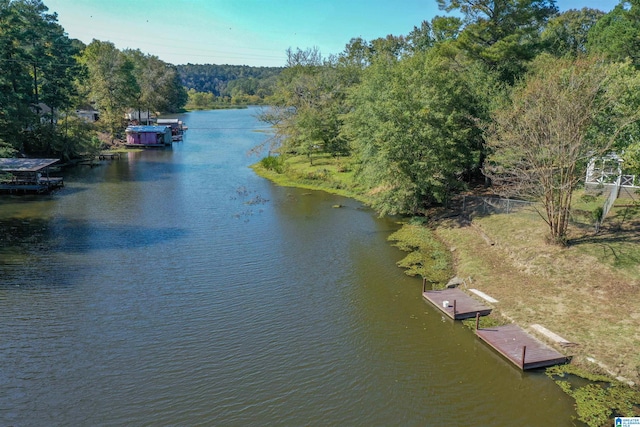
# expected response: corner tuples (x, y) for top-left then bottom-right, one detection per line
(177, 64), (283, 98)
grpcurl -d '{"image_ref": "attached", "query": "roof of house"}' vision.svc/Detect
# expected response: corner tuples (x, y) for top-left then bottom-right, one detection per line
(0, 158), (59, 172)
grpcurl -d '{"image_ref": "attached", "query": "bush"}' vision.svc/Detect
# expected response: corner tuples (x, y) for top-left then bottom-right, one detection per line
(260, 155), (285, 173)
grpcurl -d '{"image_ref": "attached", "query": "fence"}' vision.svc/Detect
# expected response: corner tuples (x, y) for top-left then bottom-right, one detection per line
(462, 196), (537, 216)
(620, 174), (638, 187)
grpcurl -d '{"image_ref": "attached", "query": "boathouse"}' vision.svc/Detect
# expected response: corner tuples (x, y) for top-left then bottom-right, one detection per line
(125, 125), (172, 147)
(156, 118), (185, 141)
(0, 158), (64, 193)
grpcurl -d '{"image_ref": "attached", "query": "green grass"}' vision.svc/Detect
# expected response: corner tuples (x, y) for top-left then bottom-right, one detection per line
(251, 153), (371, 204)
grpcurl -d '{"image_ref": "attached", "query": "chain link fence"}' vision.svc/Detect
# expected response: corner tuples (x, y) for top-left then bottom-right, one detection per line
(462, 196), (537, 217)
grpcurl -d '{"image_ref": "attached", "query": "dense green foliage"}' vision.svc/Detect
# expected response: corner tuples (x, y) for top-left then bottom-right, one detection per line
(177, 63), (281, 106)
(0, 0), (82, 156)
(588, 0), (640, 67)
(259, 0), (640, 247)
(0, 0), (186, 159)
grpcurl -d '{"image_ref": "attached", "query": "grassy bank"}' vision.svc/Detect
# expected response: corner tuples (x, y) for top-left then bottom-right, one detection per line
(253, 153), (640, 425)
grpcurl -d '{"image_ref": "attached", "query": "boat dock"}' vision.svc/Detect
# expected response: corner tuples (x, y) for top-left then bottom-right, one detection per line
(0, 158), (64, 194)
(421, 283), (569, 370)
(476, 324), (570, 370)
(422, 288), (492, 320)
(98, 152), (121, 160)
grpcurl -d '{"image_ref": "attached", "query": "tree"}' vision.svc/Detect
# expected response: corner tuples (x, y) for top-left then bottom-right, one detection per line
(541, 8), (605, 58)
(0, 0), (32, 150)
(0, 0), (83, 155)
(124, 49), (186, 119)
(484, 55), (637, 244)
(259, 48), (355, 162)
(587, 0), (640, 68)
(343, 46), (495, 215)
(438, 0), (558, 82)
(407, 16), (463, 53)
(80, 40), (139, 139)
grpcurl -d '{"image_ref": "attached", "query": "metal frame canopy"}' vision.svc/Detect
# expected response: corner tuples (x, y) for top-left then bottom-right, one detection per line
(0, 158), (59, 173)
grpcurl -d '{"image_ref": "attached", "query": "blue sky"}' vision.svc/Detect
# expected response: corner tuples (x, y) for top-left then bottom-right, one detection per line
(44, 0), (621, 67)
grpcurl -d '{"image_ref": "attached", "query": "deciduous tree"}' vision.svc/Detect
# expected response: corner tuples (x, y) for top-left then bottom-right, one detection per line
(80, 40), (139, 140)
(484, 55), (637, 244)
(343, 47), (495, 215)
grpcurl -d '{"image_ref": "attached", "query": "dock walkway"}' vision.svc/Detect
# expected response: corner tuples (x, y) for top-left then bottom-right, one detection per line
(98, 152), (121, 160)
(422, 288), (492, 320)
(476, 324), (570, 370)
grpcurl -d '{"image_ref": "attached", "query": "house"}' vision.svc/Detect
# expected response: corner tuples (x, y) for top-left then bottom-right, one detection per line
(125, 109), (153, 124)
(0, 158), (64, 193)
(125, 125), (172, 147)
(76, 108), (100, 122)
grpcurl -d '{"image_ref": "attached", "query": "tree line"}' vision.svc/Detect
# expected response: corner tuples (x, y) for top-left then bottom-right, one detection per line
(259, 0), (640, 244)
(177, 64), (281, 108)
(0, 0), (187, 160)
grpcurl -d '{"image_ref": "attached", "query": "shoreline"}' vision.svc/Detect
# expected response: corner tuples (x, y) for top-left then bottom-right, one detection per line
(251, 158), (640, 425)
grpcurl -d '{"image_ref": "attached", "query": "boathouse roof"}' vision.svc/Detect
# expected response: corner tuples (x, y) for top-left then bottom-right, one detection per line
(0, 158), (59, 173)
(126, 125), (170, 133)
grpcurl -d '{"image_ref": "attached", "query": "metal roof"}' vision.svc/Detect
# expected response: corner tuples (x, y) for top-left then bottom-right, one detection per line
(126, 125), (170, 133)
(0, 158), (59, 172)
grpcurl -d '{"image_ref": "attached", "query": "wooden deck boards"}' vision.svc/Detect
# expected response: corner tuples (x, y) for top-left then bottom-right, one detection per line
(476, 324), (570, 370)
(422, 288), (492, 320)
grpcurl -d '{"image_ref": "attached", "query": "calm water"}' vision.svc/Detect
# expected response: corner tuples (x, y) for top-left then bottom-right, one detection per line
(0, 108), (579, 426)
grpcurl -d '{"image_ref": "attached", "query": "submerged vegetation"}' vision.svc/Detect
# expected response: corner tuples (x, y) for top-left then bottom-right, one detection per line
(547, 365), (640, 426)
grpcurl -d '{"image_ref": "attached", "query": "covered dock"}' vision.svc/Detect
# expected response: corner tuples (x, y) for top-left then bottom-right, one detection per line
(156, 118), (185, 141)
(0, 158), (63, 193)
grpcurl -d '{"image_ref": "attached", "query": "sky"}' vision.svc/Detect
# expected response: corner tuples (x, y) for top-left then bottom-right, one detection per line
(44, 0), (621, 67)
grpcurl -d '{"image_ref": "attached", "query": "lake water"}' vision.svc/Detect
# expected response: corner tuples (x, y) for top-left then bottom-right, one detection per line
(0, 108), (579, 426)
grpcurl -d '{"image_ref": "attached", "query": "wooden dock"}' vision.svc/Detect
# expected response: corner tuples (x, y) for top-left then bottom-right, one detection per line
(98, 152), (121, 160)
(476, 324), (570, 370)
(422, 288), (492, 320)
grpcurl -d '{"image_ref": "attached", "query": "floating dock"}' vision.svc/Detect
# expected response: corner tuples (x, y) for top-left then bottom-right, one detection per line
(422, 288), (492, 320)
(476, 324), (570, 370)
